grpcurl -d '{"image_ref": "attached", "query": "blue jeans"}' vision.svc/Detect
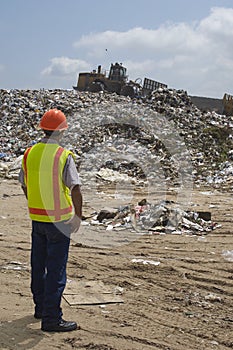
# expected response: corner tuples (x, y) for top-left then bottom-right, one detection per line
(31, 220), (71, 324)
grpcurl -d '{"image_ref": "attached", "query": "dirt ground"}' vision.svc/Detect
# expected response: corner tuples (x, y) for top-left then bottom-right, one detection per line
(0, 179), (232, 350)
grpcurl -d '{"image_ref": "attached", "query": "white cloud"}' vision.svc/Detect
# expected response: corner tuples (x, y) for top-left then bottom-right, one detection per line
(41, 57), (91, 77)
(0, 64), (5, 72)
(198, 7), (233, 55)
(74, 25), (204, 57)
(42, 7), (233, 97)
(199, 7), (233, 36)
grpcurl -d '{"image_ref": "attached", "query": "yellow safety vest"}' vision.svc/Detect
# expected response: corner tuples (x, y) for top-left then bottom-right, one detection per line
(22, 142), (74, 222)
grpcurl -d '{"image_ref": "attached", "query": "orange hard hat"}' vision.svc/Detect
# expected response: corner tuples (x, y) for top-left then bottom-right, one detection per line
(39, 109), (68, 131)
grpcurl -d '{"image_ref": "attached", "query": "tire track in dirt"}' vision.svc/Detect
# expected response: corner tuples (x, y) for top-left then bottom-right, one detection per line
(1, 182), (232, 350)
(68, 221), (233, 349)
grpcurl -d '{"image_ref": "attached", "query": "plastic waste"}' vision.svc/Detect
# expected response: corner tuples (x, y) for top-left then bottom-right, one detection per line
(222, 250), (233, 262)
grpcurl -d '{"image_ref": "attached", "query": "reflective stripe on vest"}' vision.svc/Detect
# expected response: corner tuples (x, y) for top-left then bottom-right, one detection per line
(23, 146), (32, 184)
(23, 143), (73, 222)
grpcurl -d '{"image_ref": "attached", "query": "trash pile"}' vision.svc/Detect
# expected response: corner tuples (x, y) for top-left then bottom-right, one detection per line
(84, 198), (219, 235)
(0, 88), (232, 189)
(206, 161), (233, 187)
(145, 88), (233, 186)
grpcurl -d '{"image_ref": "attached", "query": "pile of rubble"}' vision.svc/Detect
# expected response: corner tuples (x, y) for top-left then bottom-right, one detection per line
(0, 88), (232, 189)
(83, 198), (220, 235)
(146, 89), (233, 183)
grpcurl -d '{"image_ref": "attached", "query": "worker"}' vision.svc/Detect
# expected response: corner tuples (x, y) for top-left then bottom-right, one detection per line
(18, 108), (82, 332)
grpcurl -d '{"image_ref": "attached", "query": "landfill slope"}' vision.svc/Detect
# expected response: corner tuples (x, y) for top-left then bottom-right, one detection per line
(0, 88), (233, 189)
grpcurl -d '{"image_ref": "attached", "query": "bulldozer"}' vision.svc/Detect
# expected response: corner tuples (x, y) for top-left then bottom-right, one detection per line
(73, 62), (167, 98)
(222, 93), (233, 116)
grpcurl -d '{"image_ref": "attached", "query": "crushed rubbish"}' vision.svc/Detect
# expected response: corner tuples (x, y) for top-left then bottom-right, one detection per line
(0, 155), (23, 179)
(222, 250), (233, 262)
(83, 199), (218, 235)
(206, 161), (233, 186)
(0, 88), (232, 190)
(63, 280), (124, 305)
(0, 261), (29, 271)
(96, 168), (136, 183)
(204, 293), (222, 302)
(131, 258), (160, 266)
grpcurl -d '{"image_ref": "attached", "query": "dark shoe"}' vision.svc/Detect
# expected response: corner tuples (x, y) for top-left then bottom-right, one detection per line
(34, 312), (42, 319)
(41, 319), (79, 332)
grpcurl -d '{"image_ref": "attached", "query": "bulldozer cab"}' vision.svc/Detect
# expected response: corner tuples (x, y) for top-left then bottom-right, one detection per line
(108, 62), (127, 82)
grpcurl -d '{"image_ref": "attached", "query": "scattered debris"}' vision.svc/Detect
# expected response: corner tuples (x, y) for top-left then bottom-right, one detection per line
(131, 258), (160, 266)
(222, 250), (233, 262)
(204, 293), (222, 303)
(63, 280), (124, 306)
(0, 261), (29, 271)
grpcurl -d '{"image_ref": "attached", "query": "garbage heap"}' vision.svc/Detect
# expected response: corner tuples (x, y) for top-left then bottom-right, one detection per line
(0, 88), (232, 190)
(84, 198), (220, 235)
(145, 88), (233, 187)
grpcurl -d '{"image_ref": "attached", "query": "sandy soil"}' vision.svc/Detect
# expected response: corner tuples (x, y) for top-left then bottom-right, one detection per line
(0, 179), (233, 350)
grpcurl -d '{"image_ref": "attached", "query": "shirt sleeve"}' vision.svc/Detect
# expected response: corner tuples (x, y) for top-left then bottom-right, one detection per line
(18, 167), (26, 187)
(63, 154), (82, 189)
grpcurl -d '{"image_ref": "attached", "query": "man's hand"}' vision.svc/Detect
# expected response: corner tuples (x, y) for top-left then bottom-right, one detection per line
(65, 214), (81, 233)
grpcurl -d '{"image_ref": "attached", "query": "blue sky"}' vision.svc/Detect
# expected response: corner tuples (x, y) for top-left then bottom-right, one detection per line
(1, 0), (233, 97)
